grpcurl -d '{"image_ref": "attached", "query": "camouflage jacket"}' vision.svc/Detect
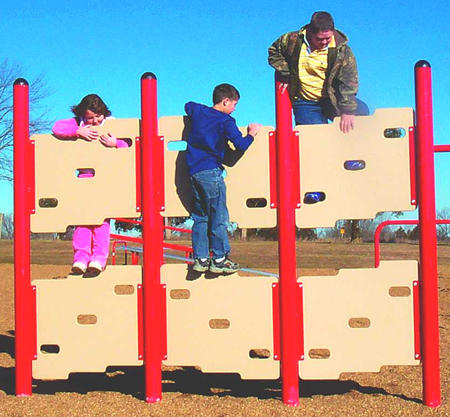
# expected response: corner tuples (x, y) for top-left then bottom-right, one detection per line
(268, 27), (359, 115)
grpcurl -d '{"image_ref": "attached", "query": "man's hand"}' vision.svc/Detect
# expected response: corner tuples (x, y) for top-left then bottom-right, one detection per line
(76, 126), (99, 141)
(99, 133), (118, 148)
(339, 114), (355, 134)
(247, 123), (262, 137)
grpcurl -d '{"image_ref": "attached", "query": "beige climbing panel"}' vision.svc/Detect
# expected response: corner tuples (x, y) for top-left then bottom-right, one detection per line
(161, 264), (279, 379)
(30, 108), (415, 232)
(31, 119), (140, 233)
(299, 260), (419, 379)
(32, 266), (142, 380)
(296, 108), (416, 228)
(160, 116), (276, 228)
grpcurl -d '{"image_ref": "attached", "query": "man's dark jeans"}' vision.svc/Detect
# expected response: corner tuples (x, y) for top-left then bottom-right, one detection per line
(292, 98), (370, 125)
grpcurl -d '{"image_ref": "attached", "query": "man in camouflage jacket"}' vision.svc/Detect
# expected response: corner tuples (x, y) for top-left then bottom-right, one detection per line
(268, 11), (368, 133)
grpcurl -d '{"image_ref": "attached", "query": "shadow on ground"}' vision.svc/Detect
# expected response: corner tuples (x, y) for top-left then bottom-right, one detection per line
(0, 365), (418, 404)
(0, 329), (422, 404)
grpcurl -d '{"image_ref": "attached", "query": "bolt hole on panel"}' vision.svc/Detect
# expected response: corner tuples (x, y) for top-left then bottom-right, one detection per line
(246, 198), (267, 208)
(384, 128), (406, 138)
(209, 319), (230, 329)
(170, 289), (191, 299)
(348, 318), (371, 328)
(389, 286), (411, 297)
(77, 314), (97, 325)
(114, 285), (135, 295)
(38, 198), (58, 208)
(309, 349), (331, 359)
(40, 344), (60, 354)
(249, 349), (271, 359)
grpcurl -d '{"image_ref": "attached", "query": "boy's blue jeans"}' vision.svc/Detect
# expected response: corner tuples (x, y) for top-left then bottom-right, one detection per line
(292, 98), (370, 125)
(190, 167), (230, 260)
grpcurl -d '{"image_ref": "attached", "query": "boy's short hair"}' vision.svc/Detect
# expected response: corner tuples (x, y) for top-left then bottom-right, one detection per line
(71, 94), (112, 118)
(308, 11), (335, 34)
(212, 83), (240, 104)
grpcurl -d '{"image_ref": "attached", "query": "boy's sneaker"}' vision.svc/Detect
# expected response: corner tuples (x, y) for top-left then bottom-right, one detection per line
(209, 257), (240, 274)
(192, 258), (210, 272)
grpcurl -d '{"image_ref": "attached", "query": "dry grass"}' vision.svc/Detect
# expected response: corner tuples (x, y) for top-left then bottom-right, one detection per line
(0, 239), (448, 416)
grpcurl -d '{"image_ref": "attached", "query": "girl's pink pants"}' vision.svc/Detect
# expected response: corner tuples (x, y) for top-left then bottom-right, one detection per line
(72, 220), (110, 268)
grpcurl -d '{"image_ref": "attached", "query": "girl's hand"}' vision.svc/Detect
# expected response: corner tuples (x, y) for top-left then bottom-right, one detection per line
(99, 133), (118, 148)
(77, 126), (98, 141)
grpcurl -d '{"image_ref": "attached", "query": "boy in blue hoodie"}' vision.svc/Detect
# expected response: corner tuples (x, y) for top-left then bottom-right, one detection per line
(185, 83), (261, 273)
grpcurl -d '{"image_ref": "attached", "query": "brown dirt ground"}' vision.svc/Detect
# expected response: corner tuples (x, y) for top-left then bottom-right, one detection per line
(0, 240), (448, 416)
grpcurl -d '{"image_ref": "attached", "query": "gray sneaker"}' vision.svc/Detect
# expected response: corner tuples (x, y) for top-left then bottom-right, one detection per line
(209, 257), (240, 274)
(192, 258), (210, 272)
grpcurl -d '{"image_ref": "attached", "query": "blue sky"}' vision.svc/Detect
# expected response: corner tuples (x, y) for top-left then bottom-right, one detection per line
(1, 0), (449, 218)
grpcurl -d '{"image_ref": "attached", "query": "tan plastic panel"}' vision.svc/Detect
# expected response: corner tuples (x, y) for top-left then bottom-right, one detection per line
(296, 108), (416, 228)
(31, 119), (140, 233)
(161, 264), (279, 379)
(160, 116), (276, 228)
(299, 260), (419, 380)
(32, 266), (142, 380)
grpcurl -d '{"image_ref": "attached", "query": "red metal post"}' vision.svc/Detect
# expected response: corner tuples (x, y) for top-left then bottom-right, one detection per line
(275, 77), (300, 405)
(414, 60), (441, 407)
(141, 73), (164, 402)
(13, 78), (33, 396)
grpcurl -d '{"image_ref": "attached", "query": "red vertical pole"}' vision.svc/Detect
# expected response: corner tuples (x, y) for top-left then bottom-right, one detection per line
(13, 78), (33, 396)
(141, 73), (164, 402)
(414, 60), (441, 407)
(275, 77), (300, 405)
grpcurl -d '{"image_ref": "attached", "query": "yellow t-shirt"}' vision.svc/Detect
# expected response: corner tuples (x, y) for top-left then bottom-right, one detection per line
(297, 30), (335, 101)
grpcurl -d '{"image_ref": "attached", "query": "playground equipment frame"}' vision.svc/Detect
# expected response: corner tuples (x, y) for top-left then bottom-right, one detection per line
(12, 61), (441, 407)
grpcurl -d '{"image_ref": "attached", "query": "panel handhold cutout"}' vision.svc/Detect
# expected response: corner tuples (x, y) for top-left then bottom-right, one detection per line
(118, 138), (133, 147)
(303, 192), (325, 204)
(246, 198), (268, 208)
(344, 160), (366, 171)
(384, 128), (406, 138)
(209, 319), (230, 329)
(167, 140), (187, 151)
(75, 168), (95, 178)
(309, 349), (331, 359)
(249, 349), (271, 359)
(114, 285), (135, 295)
(348, 317), (371, 328)
(38, 198), (58, 208)
(40, 344), (60, 354)
(389, 286), (411, 297)
(170, 289), (191, 299)
(77, 314), (98, 325)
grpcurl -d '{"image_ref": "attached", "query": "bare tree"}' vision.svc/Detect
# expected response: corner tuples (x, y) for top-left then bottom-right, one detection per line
(1, 213), (13, 239)
(0, 59), (51, 181)
(437, 208), (450, 242)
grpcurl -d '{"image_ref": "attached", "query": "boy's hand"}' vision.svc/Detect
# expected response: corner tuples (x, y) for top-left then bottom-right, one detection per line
(247, 123), (262, 137)
(77, 126), (98, 141)
(99, 133), (118, 148)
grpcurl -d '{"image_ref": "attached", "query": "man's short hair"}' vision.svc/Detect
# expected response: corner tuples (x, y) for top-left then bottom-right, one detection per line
(308, 11), (335, 34)
(213, 83), (240, 104)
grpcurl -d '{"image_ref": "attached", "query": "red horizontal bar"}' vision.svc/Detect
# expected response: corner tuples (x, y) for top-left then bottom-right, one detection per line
(164, 225), (192, 234)
(434, 145), (450, 153)
(111, 234), (193, 255)
(163, 242), (193, 253)
(374, 219), (450, 267)
(115, 218), (142, 225)
(110, 233), (143, 244)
